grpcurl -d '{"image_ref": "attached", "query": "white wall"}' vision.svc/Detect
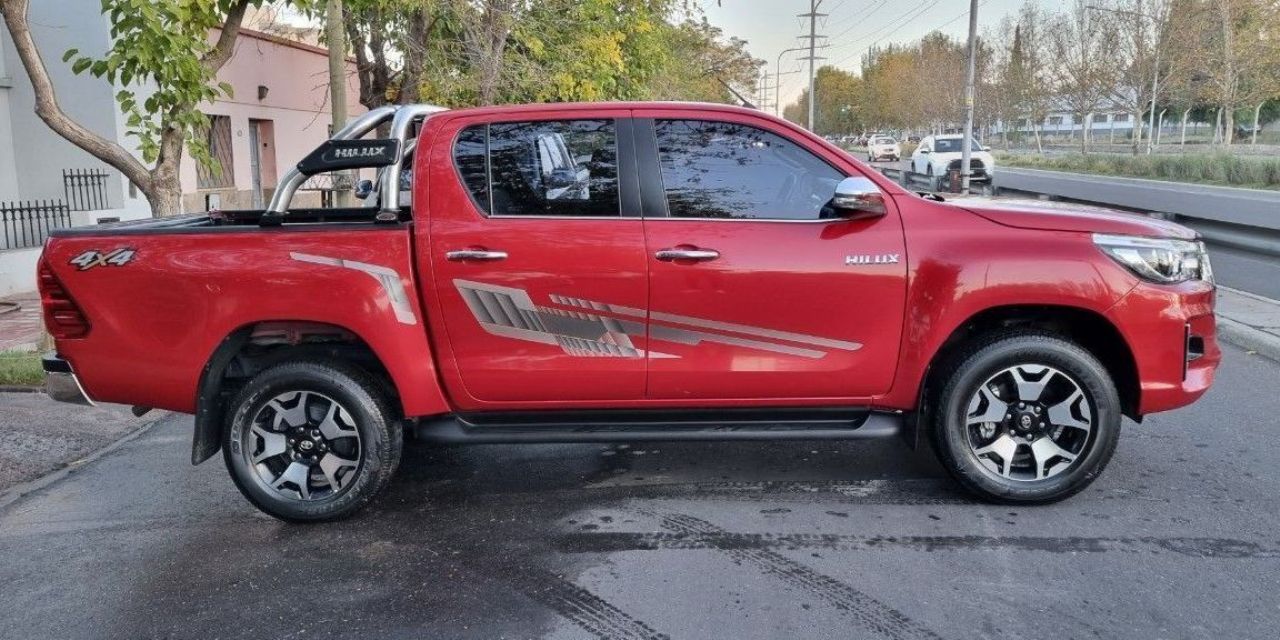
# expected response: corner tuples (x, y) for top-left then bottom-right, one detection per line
(0, 246), (39, 297)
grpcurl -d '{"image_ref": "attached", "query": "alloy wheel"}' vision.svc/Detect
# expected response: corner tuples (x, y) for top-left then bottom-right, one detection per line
(243, 390), (362, 501)
(964, 364), (1094, 482)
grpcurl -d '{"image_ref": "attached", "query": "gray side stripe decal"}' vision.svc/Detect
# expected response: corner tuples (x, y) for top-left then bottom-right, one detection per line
(291, 252), (418, 325)
(457, 280), (861, 359)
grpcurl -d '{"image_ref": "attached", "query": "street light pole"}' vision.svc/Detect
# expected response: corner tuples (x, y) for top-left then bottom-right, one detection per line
(775, 47), (807, 117)
(960, 0), (978, 194)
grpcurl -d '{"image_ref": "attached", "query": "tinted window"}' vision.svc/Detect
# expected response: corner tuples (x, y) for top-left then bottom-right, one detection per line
(453, 120), (619, 217)
(654, 120), (844, 220)
(933, 138), (983, 153)
(454, 126), (488, 211)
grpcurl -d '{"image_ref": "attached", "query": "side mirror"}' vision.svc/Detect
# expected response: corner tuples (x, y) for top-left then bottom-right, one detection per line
(981, 145), (991, 152)
(353, 179), (374, 200)
(831, 176), (886, 219)
(919, 149), (930, 154)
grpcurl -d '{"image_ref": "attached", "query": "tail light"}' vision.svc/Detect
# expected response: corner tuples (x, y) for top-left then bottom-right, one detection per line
(38, 260), (90, 339)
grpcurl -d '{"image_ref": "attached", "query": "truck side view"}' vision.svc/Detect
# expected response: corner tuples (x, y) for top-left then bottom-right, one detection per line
(38, 102), (1220, 521)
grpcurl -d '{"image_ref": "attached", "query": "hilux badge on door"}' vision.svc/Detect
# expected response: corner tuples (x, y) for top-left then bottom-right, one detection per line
(845, 253), (900, 265)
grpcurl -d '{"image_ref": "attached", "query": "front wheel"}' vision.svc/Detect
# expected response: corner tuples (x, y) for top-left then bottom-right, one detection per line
(223, 360), (403, 522)
(930, 332), (1121, 504)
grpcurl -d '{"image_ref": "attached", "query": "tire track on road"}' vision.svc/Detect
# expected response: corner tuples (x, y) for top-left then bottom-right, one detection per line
(556, 531), (1280, 558)
(639, 509), (944, 640)
(513, 571), (671, 640)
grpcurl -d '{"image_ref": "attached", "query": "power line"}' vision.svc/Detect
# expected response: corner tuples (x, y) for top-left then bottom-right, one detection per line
(828, 0), (948, 68)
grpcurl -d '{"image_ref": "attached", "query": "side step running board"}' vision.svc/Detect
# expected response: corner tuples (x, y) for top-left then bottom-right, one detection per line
(413, 409), (902, 444)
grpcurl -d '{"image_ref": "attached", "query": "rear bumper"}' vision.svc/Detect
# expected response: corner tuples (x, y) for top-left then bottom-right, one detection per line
(43, 352), (94, 406)
(1106, 281), (1220, 415)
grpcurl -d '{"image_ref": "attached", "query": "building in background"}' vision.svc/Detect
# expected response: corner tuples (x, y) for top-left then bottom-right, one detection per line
(0, 0), (360, 295)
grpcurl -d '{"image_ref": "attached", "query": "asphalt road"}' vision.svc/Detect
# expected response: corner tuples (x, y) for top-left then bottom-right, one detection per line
(1, 342), (1278, 640)
(1205, 242), (1280, 301)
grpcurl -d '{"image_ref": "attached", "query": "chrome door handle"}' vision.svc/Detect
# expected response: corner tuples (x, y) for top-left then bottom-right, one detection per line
(446, 249), (508, 262)
(655, 248), (720, 262)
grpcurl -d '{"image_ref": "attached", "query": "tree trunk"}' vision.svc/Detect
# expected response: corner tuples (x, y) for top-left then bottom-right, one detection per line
(1218, 2), (1236, 147)
(326, 0), (351, 208)
(1214, 107), (1224, 145)
(1252, 102), (1263, 145)
(0, 0), (249, 216)
(1156, 110), (1166, 147)
(1180, 109), (1190, 147)
(1032, 122), (1042, 153)
(1131, 110), (1142, 154)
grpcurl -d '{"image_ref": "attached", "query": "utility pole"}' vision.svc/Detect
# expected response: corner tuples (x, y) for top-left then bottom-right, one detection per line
(798, 0), (826, 132)
(326, 0), (351, 207)
(959, 0), (978, 194)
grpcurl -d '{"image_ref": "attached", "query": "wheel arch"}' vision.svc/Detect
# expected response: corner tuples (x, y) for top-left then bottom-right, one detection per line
(906, 304), (1140, 449)
(192, 320), (407, 465)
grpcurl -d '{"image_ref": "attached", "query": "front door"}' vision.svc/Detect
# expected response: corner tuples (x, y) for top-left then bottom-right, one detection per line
(635, 113), (908, 400)
(425, 111), (651, 408)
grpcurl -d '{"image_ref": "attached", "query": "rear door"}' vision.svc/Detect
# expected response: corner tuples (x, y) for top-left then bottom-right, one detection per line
(635, 111), (908, 400)
(423, 109), (651, 408)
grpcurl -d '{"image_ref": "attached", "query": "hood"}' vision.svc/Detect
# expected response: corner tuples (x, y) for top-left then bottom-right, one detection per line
(957, 197), (1197, 240)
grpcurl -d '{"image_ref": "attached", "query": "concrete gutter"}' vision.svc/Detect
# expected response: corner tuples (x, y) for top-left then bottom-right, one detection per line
(1216, 286), (1280, 363)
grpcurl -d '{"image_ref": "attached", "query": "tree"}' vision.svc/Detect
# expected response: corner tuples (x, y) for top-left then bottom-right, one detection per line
(1105, 0), (1174, 154)
(643, 18), (759, 103)
(782, 66), (864, 136)
(0, 0), (274, 215)
(1047, 0), (1120, 153)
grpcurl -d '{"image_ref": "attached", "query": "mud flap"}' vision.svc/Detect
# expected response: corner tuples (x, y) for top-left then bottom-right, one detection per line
(191, 330), (251, 465)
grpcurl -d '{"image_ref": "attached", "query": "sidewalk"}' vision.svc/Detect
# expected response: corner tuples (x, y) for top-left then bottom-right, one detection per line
(0, 292), (42, 352)
(0, 393), (159, 497)
(1217, 286), (1280, 362)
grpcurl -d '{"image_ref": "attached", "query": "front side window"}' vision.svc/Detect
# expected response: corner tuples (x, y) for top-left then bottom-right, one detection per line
(654, 120), (845, 220)
(453, 119), (619, 217)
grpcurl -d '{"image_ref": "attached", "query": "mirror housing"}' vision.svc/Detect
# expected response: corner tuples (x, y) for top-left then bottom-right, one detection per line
(919, 149), (930, 154)
(831, 176), (887, 219)
(353, 179), (375, 200)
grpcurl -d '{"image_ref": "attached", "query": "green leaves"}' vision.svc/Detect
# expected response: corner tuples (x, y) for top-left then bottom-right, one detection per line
(61, 0), (275, 169)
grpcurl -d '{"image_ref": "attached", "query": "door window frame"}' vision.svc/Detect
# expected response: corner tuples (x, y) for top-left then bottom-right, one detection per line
(446, 112), (641, 221)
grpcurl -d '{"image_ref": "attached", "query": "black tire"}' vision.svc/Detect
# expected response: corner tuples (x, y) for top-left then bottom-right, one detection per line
(930, 331), (1121, 504)
(223, 360), (403, 522)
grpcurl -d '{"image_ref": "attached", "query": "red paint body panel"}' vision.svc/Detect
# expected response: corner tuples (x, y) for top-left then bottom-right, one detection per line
(41, 228), (450, 417)
(38, 101), (1218, 423)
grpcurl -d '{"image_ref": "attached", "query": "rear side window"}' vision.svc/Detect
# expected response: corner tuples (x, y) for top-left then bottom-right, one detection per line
(654, 120), (845, 221)
(452, 120), (619, 217)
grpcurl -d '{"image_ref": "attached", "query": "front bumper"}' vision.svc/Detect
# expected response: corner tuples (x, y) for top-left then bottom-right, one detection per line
(43, 352), (94, 406)
(1107, 281), (1220, 415)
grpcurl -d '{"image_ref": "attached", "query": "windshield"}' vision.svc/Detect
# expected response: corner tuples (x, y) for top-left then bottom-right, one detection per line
(872, 137), (896, 145)
(933, 138), (983, 153)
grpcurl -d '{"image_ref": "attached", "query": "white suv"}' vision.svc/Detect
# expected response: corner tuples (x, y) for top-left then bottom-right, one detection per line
(911, 135), (995, 183)
(866, 136), (901, 162)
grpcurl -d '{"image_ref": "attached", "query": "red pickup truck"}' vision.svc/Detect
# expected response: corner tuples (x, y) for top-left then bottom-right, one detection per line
(38, 102), (1219, 521)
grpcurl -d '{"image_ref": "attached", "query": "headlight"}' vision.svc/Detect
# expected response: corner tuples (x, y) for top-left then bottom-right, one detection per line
(1093, 233), (1213, 284)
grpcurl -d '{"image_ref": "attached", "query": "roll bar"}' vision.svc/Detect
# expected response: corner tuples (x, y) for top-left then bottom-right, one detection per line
(266, 104), (448, 217)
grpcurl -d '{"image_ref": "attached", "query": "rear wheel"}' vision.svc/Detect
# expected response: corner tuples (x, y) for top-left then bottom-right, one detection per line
(930, 332), (1121, 504)
(223, 360), (402, 522)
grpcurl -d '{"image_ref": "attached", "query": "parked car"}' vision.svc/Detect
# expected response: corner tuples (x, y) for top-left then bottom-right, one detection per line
(911, 134), (996, 186)
(40, 102), (1219, 521)
(866, 135), (901, 162)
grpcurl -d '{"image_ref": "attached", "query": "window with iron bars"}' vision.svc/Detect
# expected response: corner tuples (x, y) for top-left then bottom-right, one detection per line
(196, 114), (234, 190)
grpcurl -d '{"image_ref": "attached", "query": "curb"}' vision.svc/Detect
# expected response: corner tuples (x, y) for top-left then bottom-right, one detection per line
(1216, 286), (1280, 364)
(0, 411), (169, 512)
(1218, 316), (1280, 364)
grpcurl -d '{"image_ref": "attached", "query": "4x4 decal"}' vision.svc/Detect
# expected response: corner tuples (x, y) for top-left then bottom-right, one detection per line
(455, 279), (862, 359)
(69, 248), (137, 271)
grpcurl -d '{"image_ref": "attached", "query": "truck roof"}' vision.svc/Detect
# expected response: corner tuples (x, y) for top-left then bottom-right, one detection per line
(437, 101), (770, 118)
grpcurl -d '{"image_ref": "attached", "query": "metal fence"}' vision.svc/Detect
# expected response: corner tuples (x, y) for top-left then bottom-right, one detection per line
(62, 168), (112, 211)
(0, 200), (71, 250)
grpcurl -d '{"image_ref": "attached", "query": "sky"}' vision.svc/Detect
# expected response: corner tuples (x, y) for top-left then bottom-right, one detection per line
(698, 0), (1053, 111)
